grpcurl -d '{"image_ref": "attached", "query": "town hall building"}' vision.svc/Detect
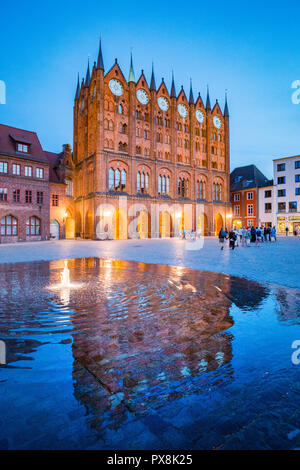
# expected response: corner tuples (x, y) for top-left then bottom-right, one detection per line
(73, 40), (231, 239)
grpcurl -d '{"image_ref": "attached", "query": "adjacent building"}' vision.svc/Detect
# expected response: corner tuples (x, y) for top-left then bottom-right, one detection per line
(273, 155), (300, 234)
(0, 124), (74, 243)
(230, 165), (271, 229)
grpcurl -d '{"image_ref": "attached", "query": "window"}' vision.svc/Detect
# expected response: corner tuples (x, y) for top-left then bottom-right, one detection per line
(26, 216), (41, 236)
(118, 104), (123, 114)
(247, 219), (254, 227)
(0, 162), (8, 173)
(12, 164), (20, 175)
(36, 168), (44, 179)
(296, 188), (300, 196)
(265, 190), (272, 198)
(37, 191), (43, 205)
(0, 188), (8, 202)
(196, 180), (206, 199)
(234, 194), (240, 202)
(65, 179), (73, 196)
(13, 189), (20, 203)
(17, 143), (28, 153)
(277, 163), (285, 172)
(278, 189), (286, 197)
(295, 161), (300, 169)
(178, 177), (189, 198)
(289, 201), (297, 212)
(144, 130), (149, 140)
(234, 176), (242, 183)
(158, 175), (170, 195)
(25, 166), (32, 177)
(277, 176), (286, 185)
(137, 171), (149, 193)
(108, 167), (126, 191)
(278, 202), (286, 212)
(52, 194), (59, 206)
(234, 205), (240, 215)
(265, 203), (272, 213)
(1, 215), (17, 235)
(213, 182), (222, 201)
(247, 192), (253, 200)
(25, 190), (32, 203)
(247, 204), (254, 215)
(295, 175), (300, 183)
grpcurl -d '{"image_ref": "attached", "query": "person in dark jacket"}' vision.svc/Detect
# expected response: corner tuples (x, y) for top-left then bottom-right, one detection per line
(250, 226), (256, 243)
(218, 227), (227, 250)
(228, 230), (237, 250)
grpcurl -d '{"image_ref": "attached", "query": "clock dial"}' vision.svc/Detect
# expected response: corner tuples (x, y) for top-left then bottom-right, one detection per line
(213, 116), (222, 129)
(109, 79), (123, 96)
(136, 89), (149, 105)
(178, 104), (188, 118)
(196, 110), (204, 123)
(157, 96), (169, 112)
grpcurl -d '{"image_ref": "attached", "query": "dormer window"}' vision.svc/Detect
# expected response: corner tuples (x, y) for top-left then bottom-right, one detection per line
(17, 143), (28, 153)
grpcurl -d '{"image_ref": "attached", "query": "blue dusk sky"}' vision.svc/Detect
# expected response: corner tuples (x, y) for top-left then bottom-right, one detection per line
(0, 0), (299, 178)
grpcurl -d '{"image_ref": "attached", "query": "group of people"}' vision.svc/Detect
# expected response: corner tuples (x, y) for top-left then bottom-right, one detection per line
(218, 225), (277, 250)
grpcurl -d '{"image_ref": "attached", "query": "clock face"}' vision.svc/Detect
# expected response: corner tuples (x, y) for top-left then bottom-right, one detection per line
(109, 79), (123, 96)
(136, 89), (149, 105)
(178, 104), (188, 118)
(196, 110), (204, 123)
(213, 116), (222, 129)
(157, 96), (169, 112)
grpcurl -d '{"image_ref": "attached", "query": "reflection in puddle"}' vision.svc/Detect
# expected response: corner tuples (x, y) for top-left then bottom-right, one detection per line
(0, 258), (299, 450)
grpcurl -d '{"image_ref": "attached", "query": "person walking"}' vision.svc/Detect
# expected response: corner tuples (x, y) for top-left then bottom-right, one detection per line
(241, 226), (247, 246)
(256, 227), (262, 246)
(218, 227), (227, 250)
(246, 229), (251, 246)
(285, 226), (289, 237)
(228, 229), (237, 250)
(250, 226), (256, 243)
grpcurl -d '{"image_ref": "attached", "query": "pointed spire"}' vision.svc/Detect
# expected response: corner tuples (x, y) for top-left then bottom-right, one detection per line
(75, 73), (80, 100)
(85, 59), (90, 87)
(170, 71), (176, 98)
(189, 78), (194, 104)
(97, 37), (104, 70)
(224, 91), (229, 117)
(128, 52), (135, 83)
(206, 85), (211, 110)
(150, 62), (156, 91)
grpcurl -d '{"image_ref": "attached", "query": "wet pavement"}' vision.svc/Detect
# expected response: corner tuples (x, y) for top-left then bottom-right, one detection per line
(0, 258), (300, 449)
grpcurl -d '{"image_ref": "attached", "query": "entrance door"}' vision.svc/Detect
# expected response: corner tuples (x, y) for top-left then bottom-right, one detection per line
(50, 220), (59, 240)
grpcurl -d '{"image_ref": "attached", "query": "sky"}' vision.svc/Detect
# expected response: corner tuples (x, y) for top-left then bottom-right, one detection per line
(0, 0), (300, 178)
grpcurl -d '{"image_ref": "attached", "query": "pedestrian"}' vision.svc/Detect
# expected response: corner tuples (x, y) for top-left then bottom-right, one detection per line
(241, 226), (247, 246)
(250, 226), (256, 243)
(228, 229), (237, 250)
(246, 229), (251, 246)
(218, 226), (227, 250)
(285, 226), (289, 237)
(256, 227), (262, 246)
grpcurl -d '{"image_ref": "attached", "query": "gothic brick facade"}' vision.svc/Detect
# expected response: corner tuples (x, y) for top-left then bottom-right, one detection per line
(73, 40), (231, 239)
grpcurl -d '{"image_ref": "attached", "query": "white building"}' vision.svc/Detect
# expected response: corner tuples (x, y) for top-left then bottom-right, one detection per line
(273, 155), (300, 234)
(258, 182), (276, 228)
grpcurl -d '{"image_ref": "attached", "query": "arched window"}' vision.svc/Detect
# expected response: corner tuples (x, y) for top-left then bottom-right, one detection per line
(158, 174), (170, 195)
(137, 170), (149, 193)
(121, 123), (127, 134)
(1, 215), (18, 235)
(109, 120), (114, 131)
(213, 182), (222, 201)
(108, 167), (126, 191)
(118, 104), (123, 114)
(178, 177), (189, 197)
(26, 216), (40, 236)
(104, 119), (109, 130)
(197, 179), (206, 199)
